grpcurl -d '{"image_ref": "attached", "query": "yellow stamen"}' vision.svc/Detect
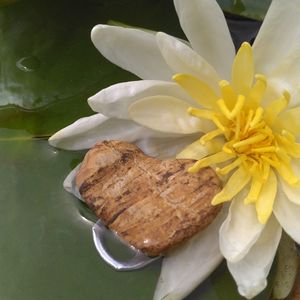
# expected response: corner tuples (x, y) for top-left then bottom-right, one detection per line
(230, 95), (245, 119)
(219, 80), (236, 108)
(231, 42), (254, 95)
(188, 151), (234, 173)
(245, 158), (259, 174)
(212, 166), (251, 205)
(173, 73), (218, 108)
(276, 148), (292, 165)
(223, 141), (235, 154)
(243, 109), (254, 135)
(261, 155), (280, 168)
(176, 139), (222, 160)
(212, 114), (226, 131)
(244, 175), (263, 204)
(249, 121), (266, 131)
(255, 170), (277, 224)
(233, 134), (266, 148)
(216, 156), (245, 175)
(264, 93), (290, 125)
(187, 107), (213, 119)
(200, 128), (223, 144)
(282, 130), (295, 142)
(250, 107), (264, 128)
(247, 74), (267, 107)
(276, 134), (300, 158)
(251, 146), (276, 153)
(217, 99), (231, 119)
(275, 162), (299, 186)
(262, 161), (270, 181)
(234, 112), (241, 140)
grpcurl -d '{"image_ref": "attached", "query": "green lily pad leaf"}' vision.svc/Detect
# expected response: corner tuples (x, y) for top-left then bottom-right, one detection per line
(0, 139), (160, 300)
(218, 0), (271, 20)
(0, 0), (17, 7)
(0, 0), (183, 138)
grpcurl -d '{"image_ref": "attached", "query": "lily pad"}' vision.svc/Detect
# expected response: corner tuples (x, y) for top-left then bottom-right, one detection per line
(217, 0), (271, 20)
(0, 0), (184, 137)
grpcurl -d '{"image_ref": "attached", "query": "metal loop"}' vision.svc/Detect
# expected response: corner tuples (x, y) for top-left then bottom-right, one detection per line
(92, 220), (160, 271)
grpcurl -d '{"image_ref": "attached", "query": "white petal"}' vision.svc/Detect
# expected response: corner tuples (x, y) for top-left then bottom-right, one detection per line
(49, 114), (108, 150)
(274, 188), (300, 244)
(253, 0), (300, 75)
(227, 215), (282, 299)
(49, 113), (178, 150)
(261, 79), (284, 108)
(91, 25), (173, 80)
(173, 0), (235, 79)
(219, 189), (265, 263)
(136, 134), (199, 160)
(154, 208), (226, 300)
(268, 51), (300, 107)
(129, 96), (214, 134)
(63, 164), (84, 201)
(88, 80), (195, 119)
(156, 32), (220, 90)
(279, 161), (300, 205)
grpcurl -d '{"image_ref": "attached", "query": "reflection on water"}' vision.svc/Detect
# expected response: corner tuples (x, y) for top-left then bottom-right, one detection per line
(16, 56), (40, 72)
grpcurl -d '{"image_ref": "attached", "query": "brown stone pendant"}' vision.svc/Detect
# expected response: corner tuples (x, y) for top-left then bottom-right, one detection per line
(76, 140), (222, 257)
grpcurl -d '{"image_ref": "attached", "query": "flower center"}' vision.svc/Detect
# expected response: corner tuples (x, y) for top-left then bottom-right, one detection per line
(188, 78), (291, 176)
(174, 42), (300, 224)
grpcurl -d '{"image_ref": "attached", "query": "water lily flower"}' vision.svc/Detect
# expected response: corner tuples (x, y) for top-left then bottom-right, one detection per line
(49, 0), (300, 299)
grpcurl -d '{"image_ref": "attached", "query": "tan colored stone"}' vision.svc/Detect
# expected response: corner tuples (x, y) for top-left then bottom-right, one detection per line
(76, 140), (222, 256)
